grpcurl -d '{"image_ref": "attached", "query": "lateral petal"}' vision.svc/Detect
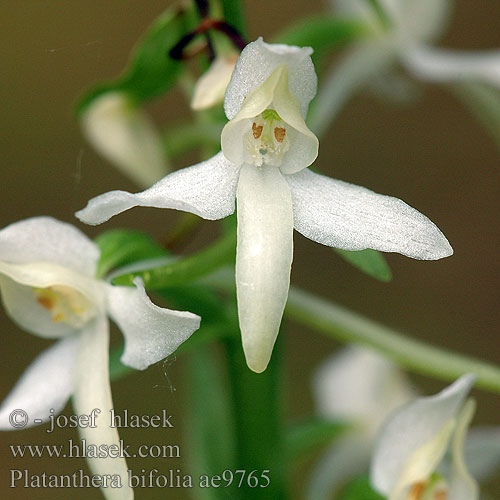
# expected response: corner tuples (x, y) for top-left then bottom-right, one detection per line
(106, 278), (200, 370)
(76, 152), (240, 225)
(287, 168), (453, 260)
(236, 164), (294, 373)
(0, 337), (78, 429)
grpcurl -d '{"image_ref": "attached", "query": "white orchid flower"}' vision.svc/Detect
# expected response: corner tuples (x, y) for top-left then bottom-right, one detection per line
(370, 374), (479, 500)
(76, 38), (453, 373)
(308, 346), (416, 500)
(312, 0), (500, 135)
(0, 217), (200, 500)
(82, 91), (170, 188)
(191, 53), (239, 110)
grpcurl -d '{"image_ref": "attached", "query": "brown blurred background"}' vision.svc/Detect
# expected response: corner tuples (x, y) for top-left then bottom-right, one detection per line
(1, 0), (499, 498)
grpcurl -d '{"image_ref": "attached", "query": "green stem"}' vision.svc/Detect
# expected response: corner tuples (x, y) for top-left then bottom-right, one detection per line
(111, 230), (236, 289)
(224, 335), (287, 499)
(285, 287), (500, 394)
(206, 271), (500, 395)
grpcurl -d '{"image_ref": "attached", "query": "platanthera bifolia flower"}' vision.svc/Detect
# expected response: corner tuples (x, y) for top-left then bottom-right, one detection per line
(82, 91), (170, 188)
(76, 38), (453, 373)
(308, 346), (416, 500)
(313, 0), (500, 134)
(0, 217), (200, 500)
(370, 374), (479, 500)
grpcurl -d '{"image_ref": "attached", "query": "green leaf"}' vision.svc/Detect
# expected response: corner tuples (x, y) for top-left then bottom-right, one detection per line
(112, 230), (236, 289)
(76, 4), (198, 114)
(95, 229), (167, 278)
(274, 16), (369, 61)
(453, 81), (500, 151)
(286, 416), (348, 461)
(338, 477), (385, 500)
(334, 248), (392, 282)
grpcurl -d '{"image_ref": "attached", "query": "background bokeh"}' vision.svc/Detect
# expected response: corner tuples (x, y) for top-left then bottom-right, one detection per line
(1, 0), (499, 498)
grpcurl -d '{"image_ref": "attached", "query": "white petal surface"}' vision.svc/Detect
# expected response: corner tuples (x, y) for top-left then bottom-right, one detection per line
(236, 164), (294, 373)
(82, 92), (169, 189)
(287, 168), (453, 260)
(72, 317), (133, 500)
(224, 38), (317, 120)
(0, 276), (79, 338)
(0, 217), (99, 276)
(403, 45), (500, 87)
(106, 278), (200, 370)
(0, 337), (78, 429)
(272, 65), (318, 174)
(448, 399), (479, 500)
(370, 374), (476, 495)
(76, 152), (240, 225)
(314, 346), (415, 433)
(221, 65), (318, 173)
(0, 262), (104, 338)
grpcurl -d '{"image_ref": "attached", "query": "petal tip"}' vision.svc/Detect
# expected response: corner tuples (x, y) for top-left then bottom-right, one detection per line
(246, 355), (269, 374)
(434, 235), (454, 260)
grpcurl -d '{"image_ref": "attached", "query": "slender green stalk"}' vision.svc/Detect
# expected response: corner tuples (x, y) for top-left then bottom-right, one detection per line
(206, 271), (500, 394)
(285, 287), (500, 394)
(224, 335), (287, 499)
(111, 230), (236, 288)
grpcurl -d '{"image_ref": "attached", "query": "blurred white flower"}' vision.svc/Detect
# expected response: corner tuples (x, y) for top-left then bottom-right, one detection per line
(191, 53), (239, 110)
(0, 217), (200, 500)
(308, 346), (416, 499)
(82, 91), (170, 188)
(371, 374), (478, 500)
(312, 0), (500, 135)
(76, 38), (453, 373)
